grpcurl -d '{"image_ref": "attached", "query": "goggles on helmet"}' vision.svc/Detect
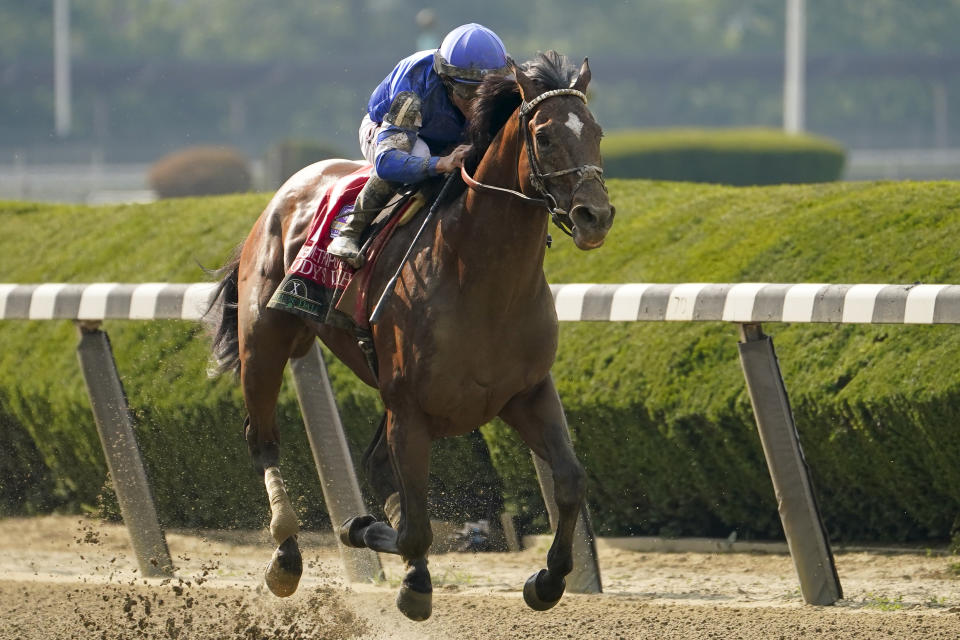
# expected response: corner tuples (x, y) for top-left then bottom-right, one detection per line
(433, 50), (509, 85)
(442, 76), (482, 102)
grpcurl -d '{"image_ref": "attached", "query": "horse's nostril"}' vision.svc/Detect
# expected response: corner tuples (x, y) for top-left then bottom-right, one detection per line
(572, 206), (598, 228)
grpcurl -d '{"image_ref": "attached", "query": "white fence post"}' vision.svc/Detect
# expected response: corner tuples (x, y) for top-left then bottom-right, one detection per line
(737, 323), (842, 605)
(75, 321), (174, 577)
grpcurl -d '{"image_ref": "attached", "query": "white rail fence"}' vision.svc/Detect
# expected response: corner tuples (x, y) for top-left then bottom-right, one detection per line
(5, 281), (959, 604)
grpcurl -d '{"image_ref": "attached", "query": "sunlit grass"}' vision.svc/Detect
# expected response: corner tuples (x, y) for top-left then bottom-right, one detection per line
(861, 592), (906, 611)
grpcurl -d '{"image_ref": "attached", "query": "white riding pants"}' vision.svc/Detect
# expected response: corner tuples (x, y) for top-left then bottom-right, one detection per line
(359, 113), (431, 168)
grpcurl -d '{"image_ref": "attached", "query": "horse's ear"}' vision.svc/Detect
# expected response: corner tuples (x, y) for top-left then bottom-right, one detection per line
(508, 56), (538, 102)
(572, 57), (591, 92)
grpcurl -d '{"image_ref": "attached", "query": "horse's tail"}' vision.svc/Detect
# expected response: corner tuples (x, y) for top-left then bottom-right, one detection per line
(202, 244), (243, 378)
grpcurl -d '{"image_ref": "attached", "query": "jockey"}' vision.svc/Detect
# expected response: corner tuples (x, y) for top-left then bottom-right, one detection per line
(327, 23), (510, 267)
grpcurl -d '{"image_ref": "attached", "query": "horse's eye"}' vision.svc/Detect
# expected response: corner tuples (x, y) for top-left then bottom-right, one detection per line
(536, 131), (551, 148)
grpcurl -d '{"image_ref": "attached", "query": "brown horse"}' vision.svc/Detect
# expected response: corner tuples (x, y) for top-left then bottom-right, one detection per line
(206, 51), (614, 621)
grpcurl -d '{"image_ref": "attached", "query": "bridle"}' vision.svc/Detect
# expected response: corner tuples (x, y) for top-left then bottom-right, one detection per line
(460, 88), (606, 238)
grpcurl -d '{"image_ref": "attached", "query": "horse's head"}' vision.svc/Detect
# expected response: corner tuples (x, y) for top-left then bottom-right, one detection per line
(511, 55), (615, 250)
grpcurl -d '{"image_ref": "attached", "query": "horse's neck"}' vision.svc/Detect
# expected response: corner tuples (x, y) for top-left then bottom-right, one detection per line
(449, 117), (550, 291)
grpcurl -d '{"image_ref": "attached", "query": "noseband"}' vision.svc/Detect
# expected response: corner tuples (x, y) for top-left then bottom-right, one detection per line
(461, 88), (606, 238)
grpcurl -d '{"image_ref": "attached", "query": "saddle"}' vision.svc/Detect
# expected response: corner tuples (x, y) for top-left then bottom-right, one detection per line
(266, 166), (428, 332)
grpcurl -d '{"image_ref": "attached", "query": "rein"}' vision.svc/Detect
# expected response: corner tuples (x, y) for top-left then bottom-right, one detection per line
(461, 88), (606, 237)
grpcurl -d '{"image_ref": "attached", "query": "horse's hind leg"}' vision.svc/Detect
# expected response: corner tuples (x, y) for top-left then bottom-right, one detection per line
(239, 307), (314, 597)
(499, 374), (586, 611)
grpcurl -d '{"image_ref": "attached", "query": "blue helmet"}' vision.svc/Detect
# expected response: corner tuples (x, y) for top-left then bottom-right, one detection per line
(433, 23), (509, 84)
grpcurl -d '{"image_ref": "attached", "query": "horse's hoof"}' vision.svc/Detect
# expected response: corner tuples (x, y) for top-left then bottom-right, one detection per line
(523, 569), (565, 611)
(339, 514), (376, 548)
(396, 584), (432, 621)
(264, 536), (302, 597)
(361, 521), (400, 555)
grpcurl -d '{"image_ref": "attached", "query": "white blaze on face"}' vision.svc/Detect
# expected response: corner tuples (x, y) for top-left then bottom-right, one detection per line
(565, 112), (584, 138)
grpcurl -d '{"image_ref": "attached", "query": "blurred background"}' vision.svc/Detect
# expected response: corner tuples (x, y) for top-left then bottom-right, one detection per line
(4, 1), (960, 548)
(1, 0), (959, 203)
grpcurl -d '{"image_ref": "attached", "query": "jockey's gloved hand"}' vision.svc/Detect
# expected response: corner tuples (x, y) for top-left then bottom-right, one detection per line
(435, 144), (473, 173)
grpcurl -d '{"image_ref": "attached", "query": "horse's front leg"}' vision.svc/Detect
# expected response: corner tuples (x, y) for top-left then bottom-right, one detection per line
(388, 411), (434, 620)
(337, 410), (433, 620)
(500, 374), (586, 611)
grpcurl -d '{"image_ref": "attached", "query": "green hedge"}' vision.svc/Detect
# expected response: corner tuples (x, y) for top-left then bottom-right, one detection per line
(0, 197), (500, 530)
(2, 179), (960, 544)
(526, 179), (960, 543)
(148, 146), (252, 199)
(601, 128), (846, 185)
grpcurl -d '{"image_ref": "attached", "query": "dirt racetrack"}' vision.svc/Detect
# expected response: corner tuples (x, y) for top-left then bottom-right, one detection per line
(1, 516), (958, 639)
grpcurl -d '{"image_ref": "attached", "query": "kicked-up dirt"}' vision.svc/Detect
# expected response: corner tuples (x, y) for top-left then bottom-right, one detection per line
(1, 515), (959, 639)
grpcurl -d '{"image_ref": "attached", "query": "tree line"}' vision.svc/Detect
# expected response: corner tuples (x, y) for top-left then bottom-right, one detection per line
(2, 0), (959, 160)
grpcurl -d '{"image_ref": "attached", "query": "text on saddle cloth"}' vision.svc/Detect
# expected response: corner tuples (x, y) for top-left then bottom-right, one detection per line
(288, 165), (372, 291)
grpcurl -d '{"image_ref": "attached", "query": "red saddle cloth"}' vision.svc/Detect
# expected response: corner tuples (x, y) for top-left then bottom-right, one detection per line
(267, 164), (410, 330)
(287, 165), (372, 291)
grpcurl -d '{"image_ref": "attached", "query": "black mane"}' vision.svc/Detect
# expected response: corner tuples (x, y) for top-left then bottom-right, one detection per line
(522, 50), (580, 94)
(465, 51), (580, 167)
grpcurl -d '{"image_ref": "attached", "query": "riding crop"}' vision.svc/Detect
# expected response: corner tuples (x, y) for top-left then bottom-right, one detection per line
(369, 171), (458, 325)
